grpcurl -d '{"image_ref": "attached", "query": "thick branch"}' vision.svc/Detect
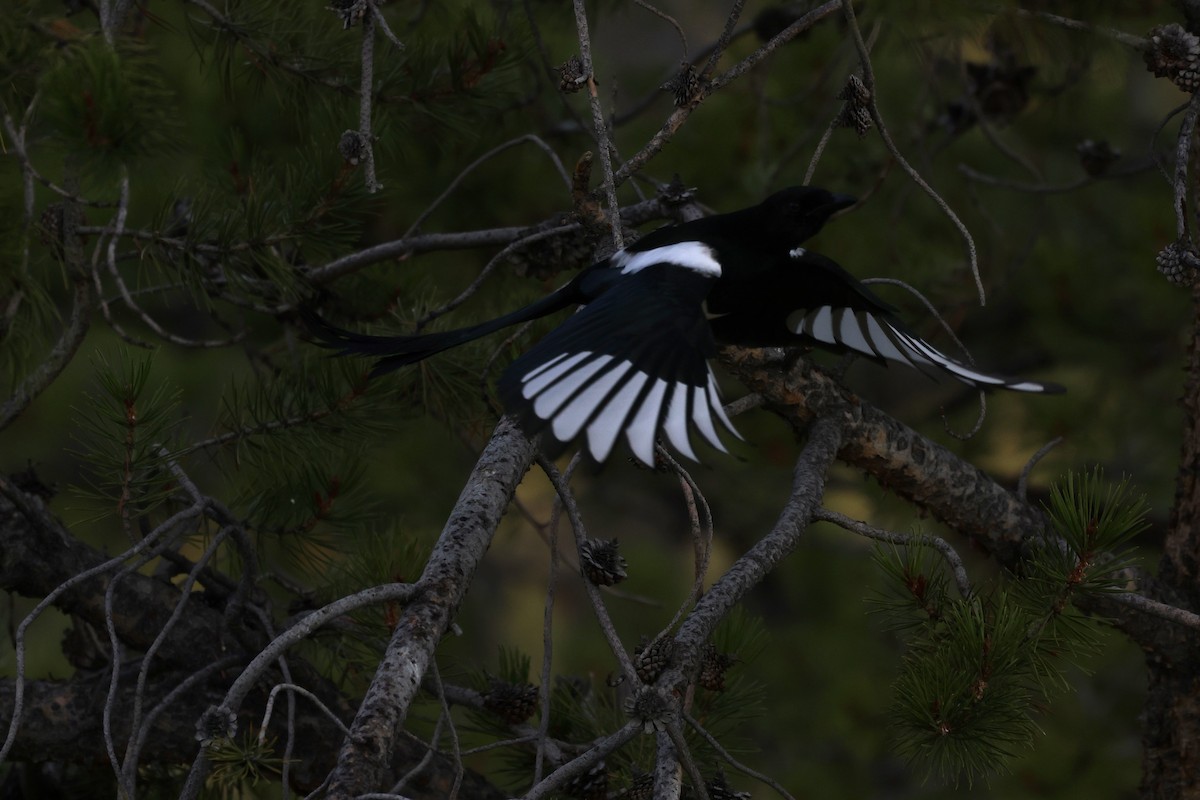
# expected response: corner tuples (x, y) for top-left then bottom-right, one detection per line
(324, 415), (537, 799)
(0, 491), (237, 670)
(666, 415), (843, 682)
(720, 348), (1047, 564)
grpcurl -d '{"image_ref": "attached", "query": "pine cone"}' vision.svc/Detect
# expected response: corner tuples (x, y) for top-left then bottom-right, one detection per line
(835, 74), (872, 136)
(37, 202), (70, 259)
(328, 0), (368, 29)
(634, 636), (675, 683)
(625, 685), (677, 732)
(507, 225), (600, 281)
(579, 537), (628, 586)
(1145, 23), (1200, 93)
(195, 706), (237, 749)
(558, 55), (588, 93)
(482, 680), (539, 724)
(663, 62), (702, 107)
(698, 643), (737, 692)
(1156, 240), (1200, 286)
(338, 130), (367, 165)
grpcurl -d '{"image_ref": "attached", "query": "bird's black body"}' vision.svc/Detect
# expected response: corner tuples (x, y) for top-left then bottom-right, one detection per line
(307, 187), (1062, 464)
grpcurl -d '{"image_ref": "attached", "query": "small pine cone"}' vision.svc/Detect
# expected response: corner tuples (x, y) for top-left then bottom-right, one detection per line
(657, 175), (697, 207)
(508, 226), (600, 281)
(564, 759), (608, 800)
(835, 74), (873, 136)
(616, 773), (655, 800)
(195, 705), (237, 749)
(1145, 23), (1200, 92)
(1156, 240), (1200, 286)
(580, 537), (628, 586)
(558, 55), (588, 93)
(482, 681), (539, 724)
(338, 130), (367, 165)
(706, 771), (751, 800)
(328, 0), (368, 29)
(624, 686), (677, 733)
(37, 202), (67, 255)
(634, 636), (675, 683)
(1076, 139), (1121, 176)
(662, 61), (701, 107)
(697, 643), (737, 692)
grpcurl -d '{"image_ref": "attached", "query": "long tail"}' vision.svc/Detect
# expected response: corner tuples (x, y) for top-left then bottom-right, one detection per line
(302, 287), (580, 377)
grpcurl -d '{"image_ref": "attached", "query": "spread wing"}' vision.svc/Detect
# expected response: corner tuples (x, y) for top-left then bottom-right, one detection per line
(498, 264), (741, 464)
(709, 250), (1063, 394)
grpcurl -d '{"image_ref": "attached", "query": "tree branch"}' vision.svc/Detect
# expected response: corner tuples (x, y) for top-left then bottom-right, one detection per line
(323, 416), (537, 799)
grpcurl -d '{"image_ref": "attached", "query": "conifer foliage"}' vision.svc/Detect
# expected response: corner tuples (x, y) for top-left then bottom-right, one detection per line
(2, 2), (1200, 799)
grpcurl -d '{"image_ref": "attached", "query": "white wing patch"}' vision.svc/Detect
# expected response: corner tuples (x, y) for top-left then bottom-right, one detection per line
(613, 241), (722, 277)
(788, 305), (1058, 393)
(515, 350), (743, 464)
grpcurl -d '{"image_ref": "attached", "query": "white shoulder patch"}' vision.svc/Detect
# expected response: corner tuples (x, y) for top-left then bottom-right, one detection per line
(789, 246), (807, 259)
(614, 241), (721, 277)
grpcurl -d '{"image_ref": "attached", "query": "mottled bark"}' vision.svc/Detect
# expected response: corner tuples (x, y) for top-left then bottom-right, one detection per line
(324, 416), (537, 799)
(1144, 288), (1200, 800)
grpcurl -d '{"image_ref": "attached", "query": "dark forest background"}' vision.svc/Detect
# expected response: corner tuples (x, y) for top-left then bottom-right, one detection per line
(3, 1), (1198, 798)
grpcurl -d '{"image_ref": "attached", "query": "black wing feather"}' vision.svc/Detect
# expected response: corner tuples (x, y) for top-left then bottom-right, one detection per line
(498, 264), (738, 463)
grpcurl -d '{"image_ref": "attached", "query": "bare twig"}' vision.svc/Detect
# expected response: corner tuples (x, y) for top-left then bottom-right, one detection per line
(699, 0), (744, 79)
(814, 507), (973, 598)
(0, 276), (93, 431)
(1017, 437), (1064, 502)
(359, 9), (382, 193)
(662, 416), (843, 691)
(306, 195), (672, 286)
(0, 486), (205, 766)
(654, 446), (715, 636)
(684, 712), (796, 800)
(427, 661), (464, 800)
(538, 455), (640, 683)
(523, 721), (641, 800)
(666, 722), (709, 800)
(1014, 8), (1149, 51)
(616, 1), (843, 186)
(1112, 590), (1200, 633)
(120, 524), (235, 796)
(633, 0), (688, 59)
(403, 136), (571, 240)
(416, 224), (579, 330)
(958, 158), (1157, 194)
(368, 1), (406, 51)
(260, 683), (351, 739)
(571, 0), (624, 247)
(841, 1), (985, 305)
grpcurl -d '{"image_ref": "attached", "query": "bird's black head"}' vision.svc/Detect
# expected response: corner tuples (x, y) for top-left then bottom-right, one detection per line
(753, 186), (855, 248)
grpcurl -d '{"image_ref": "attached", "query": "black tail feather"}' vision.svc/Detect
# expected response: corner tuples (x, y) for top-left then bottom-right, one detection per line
(300, 286), (582, 376)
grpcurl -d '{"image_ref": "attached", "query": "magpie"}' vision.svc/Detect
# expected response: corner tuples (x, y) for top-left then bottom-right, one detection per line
(307, 186), (1063, 465)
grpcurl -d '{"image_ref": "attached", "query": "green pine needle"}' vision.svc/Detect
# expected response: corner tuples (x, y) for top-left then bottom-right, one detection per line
(879, 469), (1149, 784)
